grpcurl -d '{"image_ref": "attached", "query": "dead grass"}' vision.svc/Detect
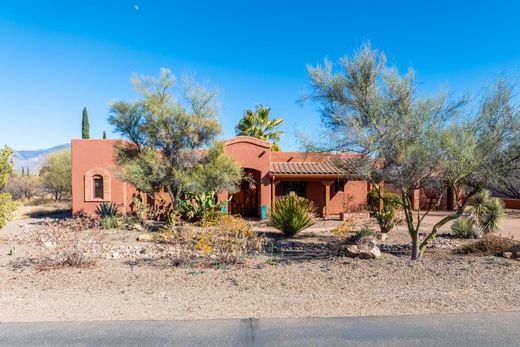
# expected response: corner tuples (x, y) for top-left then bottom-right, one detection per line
(454, 235), (519, 256)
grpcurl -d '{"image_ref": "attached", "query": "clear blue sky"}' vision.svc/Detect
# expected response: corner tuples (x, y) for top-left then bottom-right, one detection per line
(1, 0), (519, 150)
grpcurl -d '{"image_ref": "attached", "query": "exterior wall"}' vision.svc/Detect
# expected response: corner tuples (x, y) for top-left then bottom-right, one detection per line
(71, 136), (371, 217)
(72, 139), (136, 215)
(222, 137), (272, 214)
(502, 198), (520, 209)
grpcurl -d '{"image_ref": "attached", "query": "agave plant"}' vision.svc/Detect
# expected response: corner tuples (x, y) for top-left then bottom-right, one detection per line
(270, 192), (316, 237)
(95, 202), (119, 218)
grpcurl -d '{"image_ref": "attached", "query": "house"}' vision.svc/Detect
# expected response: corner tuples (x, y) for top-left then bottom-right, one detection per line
(71, 136), (424, 219)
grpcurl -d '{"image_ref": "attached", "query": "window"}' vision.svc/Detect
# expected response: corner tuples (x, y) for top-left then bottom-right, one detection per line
(93, 175), (104, 199)
(335, 180), (345, 193)
(282, 181), (307, 197)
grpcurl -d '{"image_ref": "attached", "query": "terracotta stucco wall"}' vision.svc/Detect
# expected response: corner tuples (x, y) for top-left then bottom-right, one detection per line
(72, 139), (136, 215)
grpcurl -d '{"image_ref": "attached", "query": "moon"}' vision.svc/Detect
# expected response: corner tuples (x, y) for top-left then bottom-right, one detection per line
(134, 5), (139, 11)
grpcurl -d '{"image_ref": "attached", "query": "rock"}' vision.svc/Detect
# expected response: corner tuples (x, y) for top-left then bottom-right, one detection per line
(503, 252), (513, 259)
(343, 245), (359, 258)
(511, 244), (520, 259)
(358, 244), (381, 259)
(357, 236), (378, 247)
(137, 234), (154, 242)
(376, 233), (388, 241)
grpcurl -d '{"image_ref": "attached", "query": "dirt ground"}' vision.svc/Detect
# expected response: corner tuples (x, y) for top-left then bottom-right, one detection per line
(0, 207), (519, 322)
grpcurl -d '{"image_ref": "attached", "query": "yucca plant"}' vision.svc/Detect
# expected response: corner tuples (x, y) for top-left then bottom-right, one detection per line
(270, 192), (316, 237)
(95, 202), (119, 218)
(100, 215), (120, 229)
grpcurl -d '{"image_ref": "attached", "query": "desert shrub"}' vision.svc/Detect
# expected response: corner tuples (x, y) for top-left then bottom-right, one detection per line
(332, 218), (353, 237)
(353, 227), (376, 242)
(156, 215), (263, 265)
(24, 216), (108, 266)
(452, 190), (505, 238)
(454, 235), (517, 256)
(451, 217), (474, 238)
(4, 175), (44, 200)
(0, 192), (17, 228)
(270, 192), (316, 237)
(179, 191), (226, 224)
(374, 207), (395, 233)
(100, 216), (120, 229)
(366, 189), (401, 214)
(95, 202), (119, 218)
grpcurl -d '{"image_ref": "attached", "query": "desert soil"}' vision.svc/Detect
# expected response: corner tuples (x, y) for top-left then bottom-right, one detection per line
(1, 208), (519, 322)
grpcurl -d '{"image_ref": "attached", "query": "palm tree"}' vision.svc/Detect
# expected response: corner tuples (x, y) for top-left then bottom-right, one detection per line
(235, 105), (284, 151)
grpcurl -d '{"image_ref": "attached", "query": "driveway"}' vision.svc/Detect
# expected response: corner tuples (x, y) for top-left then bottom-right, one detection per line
(1, 312), (519, 346)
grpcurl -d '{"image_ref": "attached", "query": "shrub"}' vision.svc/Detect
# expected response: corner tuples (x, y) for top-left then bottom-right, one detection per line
(0, 192), (17, 228)
(24, 217), (109, 266)
(454, 235), (517, 256)
(366, 189), (401, 214)
(95, 202), (119, 218)
(374, 207), (395, 233)
(451, 217), (474, 238)
(270, 192), (316, 236)
(452, 190), (505, 238)
(332, 218), (353, 237)
(156, 215), (263, 265)
(353, 226), (376, 242)
(179, 191), (226, 224)
(100, 216), (120, 229)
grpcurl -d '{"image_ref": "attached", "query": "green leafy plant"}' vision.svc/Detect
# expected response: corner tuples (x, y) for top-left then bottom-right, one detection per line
(270, 192), (316, 237)
(451, 217), (474, 238)
(366, 189), (401, 215)
(179, 191), (227, 224)
(100, 216), (120, 229)
(95, 202), (119, 218)
(353, 227), (376, 242)
(374, 207), (396, 234)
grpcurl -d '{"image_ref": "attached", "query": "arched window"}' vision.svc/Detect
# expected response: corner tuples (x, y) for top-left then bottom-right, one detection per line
(93, 175), (104, 199)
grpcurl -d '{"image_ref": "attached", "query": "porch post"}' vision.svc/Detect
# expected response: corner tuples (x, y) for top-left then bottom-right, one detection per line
(322, 180), (334, 219)
(379, 181), (385, 211)
(271, 176), (276, 212)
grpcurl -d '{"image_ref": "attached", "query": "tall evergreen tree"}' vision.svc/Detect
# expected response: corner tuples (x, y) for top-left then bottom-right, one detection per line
(21, 166), (25, 176)
(26, 167), (30, 176)
(82, 107), (90, 139)
(102, 131), (107, 139)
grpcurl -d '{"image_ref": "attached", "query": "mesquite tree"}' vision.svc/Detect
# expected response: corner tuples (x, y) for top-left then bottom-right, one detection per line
(108, 68), (242, 208)
(306, 44), (520, 260)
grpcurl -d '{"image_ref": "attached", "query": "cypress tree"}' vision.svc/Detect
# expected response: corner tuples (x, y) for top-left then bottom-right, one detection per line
(21, 166), (25, 176)
(26, 167), (30, 176)
(102, 131), (107, 139)
(82, 107), (90, 139)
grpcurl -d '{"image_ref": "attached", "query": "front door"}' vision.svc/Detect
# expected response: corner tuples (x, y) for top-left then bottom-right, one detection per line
(231, 169), (260, 217)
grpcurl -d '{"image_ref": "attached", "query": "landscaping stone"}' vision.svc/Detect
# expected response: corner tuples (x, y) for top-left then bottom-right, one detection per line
(356, 236), (378, 247)
(137, 234), (154, 242)
(511, 244), (520, 259)
(358, 244), (381, 259)
(503, 252), (513, 259)
(343, 245), (359, 258)
(376, 233), (388, 241)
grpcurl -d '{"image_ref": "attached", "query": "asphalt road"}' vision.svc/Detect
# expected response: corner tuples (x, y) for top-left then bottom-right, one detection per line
(1, 311), (519, 346)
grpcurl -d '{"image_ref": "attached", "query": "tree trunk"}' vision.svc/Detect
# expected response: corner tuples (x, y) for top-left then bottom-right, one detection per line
(411, 234), (421, 260)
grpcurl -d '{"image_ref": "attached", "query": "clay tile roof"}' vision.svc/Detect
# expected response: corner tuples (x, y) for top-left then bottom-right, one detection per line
(270, 162), (342, 175)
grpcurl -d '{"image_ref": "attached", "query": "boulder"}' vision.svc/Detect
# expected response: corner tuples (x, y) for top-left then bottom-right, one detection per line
(356, 236), (378, 247)
(342, 245), (359, 258)
(376, 233), (388, 241)
(358, 244), (382, 259)
(511, 244), (520, 259)
(503, 252), (513, 259)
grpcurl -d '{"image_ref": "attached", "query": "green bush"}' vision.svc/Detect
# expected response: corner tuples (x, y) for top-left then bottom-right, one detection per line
(95, 202), (119, 218)
(179, 191), (227, 224)
(353, 227), (376, 241)
(0, 192), (17, 228)
(366, 189), (401, 214)
(374, 207), (395, 233)
(100, 216), (121, 229)
(451, 217), (474, 238)
(270, 192), (316, 237)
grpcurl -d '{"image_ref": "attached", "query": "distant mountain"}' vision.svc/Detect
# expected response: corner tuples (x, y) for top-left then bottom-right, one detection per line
(13, 143), (70, 175)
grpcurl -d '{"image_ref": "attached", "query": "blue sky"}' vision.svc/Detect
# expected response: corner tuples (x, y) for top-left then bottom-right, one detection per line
(1, 1), (519, 150)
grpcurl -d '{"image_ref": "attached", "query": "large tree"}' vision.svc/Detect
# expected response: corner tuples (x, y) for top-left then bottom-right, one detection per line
(306, 44), (520, 260)
(0, 146), (17, 228)
(108, 68), (242, 208)
(39, 150), (72, 201)
(235, 105), (284, 151)
(82, 107), (90, 139)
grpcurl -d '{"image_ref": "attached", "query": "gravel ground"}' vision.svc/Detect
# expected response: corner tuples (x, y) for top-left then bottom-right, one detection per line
(1, 213), (520, 322)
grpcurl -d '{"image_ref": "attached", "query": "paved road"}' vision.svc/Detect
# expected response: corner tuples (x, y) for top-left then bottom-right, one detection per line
(1, 311), (519, 346)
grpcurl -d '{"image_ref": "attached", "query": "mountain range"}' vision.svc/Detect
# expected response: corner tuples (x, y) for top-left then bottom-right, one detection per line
(13, 143), (71, 175)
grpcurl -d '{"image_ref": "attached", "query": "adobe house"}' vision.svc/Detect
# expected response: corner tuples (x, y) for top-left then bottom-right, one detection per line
(71, 136), (423, 219)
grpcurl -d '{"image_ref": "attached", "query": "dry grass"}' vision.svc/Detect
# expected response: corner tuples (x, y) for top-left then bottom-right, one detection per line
(454, 235), (519, 256)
